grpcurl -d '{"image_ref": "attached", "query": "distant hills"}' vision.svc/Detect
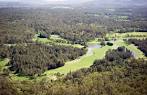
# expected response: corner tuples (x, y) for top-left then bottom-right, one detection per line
(82, 0), (147, 8)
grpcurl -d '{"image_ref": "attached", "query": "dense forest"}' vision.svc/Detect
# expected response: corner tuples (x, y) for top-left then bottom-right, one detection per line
(66, 47), (133, 79)
(0, 47), (147, 95)
(0, 8), (147, 45)
(0, 44), (86, 76)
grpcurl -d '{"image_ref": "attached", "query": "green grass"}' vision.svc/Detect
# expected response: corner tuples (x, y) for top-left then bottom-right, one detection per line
(87, 38), (100, 44)
(10, 32), (147, 80)
(106, 32), (147, 39)
(43, 39), (146, 76)
(0, 58), (9, 72)
(32, 34), (51, 43)
(43, 45), (111, 76)
(10, 45), (111, 81)
(33, 34), (84, 48)
(10, 74), (31, 81)
(127, 44), (145, 59)
(50, 35), (65, 40)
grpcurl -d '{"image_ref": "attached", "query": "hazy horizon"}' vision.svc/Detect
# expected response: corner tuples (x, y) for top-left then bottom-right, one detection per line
(0, 0), (93, 4)
(0, 0), (146, 8)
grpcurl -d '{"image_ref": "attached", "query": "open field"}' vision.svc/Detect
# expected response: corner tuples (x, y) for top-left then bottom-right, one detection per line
(0, 58), (9, 72)
(87, 38), (101, 44)
(43, 45), (111, 76)
(106, 32), (147, 39)
(32, 34), (84, 48)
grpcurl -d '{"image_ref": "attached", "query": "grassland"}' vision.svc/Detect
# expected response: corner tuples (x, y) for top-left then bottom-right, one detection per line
(43, 45), (111, 76)
(0, 58), (9, 72)
(32, 34), (84, 48)
(106, 32), (147, 39)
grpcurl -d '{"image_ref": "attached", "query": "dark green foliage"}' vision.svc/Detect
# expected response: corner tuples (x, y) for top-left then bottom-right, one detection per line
(38, 33), (48, 38)
(0, 47), (147, 95)
(1, 8), (147, 45)
(0, 20), (34, 44)
(92, 47), (132, 72)
(105, 47), (133, 61)
(100, 41), (106, 46)
(107, 42), (113, 46)
(0, 45), (11, 59)
(66, 47), (133, 79)
(0, 44), (86, 76)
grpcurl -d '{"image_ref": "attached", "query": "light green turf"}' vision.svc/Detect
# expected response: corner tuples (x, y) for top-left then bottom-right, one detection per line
(50, 35), (65, 40)
(0, 58), (9, 72)
(33, 34), (67, 43)
(106, 32), (147, 39)
(88, 38), (100, 44)
(127, 44), (145, 59)
(43, 46), (111, 76)
(32, 34), (51, 43)
(32, 34), (84, 48)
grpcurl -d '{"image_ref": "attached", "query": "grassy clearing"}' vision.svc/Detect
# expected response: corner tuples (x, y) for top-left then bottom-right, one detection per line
(106, 32), (147, 39)
(127, 44), (145, 59)
(50, 35), (65, 40)
(0, 58), (9, 72)
(43, 39), (146, 76)
(87, 38), (100, 44)
(32, 34), (51, 43)
(33, 34), (84, 48)
(43, 45), (111, 76)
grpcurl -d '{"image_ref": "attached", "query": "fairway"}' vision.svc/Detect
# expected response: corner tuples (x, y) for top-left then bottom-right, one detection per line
(43, 39), (145, 76)
(106, 32), (147, 39)
(33, 34), (84, 48)
(43, 46), (111, 76)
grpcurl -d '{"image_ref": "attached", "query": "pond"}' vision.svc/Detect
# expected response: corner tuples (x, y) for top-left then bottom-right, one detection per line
(87, 43), (102, 55)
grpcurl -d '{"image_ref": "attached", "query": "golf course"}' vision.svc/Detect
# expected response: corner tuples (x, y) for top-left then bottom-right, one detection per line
(0, 32), (147, 81)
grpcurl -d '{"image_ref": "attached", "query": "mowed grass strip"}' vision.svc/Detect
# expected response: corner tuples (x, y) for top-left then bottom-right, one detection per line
(32, 34), (84, 48)
(43, 46), (111, 76)
(44, 39), (146, 76)
(106, 32), (147, 39)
